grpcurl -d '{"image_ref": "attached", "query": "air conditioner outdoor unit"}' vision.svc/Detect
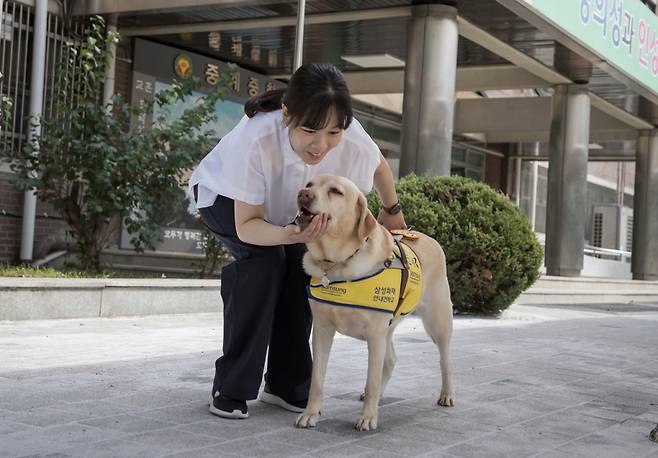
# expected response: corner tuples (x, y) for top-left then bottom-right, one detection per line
(590, 204), (633, 259)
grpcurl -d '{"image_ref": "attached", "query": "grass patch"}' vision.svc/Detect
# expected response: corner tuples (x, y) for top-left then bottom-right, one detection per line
(0, 264), (205, 279)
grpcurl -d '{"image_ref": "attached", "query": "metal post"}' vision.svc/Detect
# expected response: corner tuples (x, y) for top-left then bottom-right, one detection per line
(102, 13), (117, 110)
(399, 3), (458, 177)
(615, 161), (626, 206)
(545, 84), (591, 277)
(530, 142), (540, 231)
(514, 156), (522, 207)
(20, 0), (47, 262)
(632, 130), (658, 280)
(293, 0), (306, 71)
(0, 0), (4, 39)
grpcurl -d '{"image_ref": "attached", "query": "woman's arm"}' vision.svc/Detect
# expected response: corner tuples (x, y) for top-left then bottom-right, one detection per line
(373, 153), (407, 230)
(234, 199), (328, 245)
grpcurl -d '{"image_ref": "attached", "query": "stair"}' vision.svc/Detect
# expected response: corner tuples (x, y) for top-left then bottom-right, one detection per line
(517, 275), (658, 305)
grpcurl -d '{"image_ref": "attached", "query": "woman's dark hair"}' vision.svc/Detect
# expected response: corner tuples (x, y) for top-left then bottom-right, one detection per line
(244, 63), (352, 130)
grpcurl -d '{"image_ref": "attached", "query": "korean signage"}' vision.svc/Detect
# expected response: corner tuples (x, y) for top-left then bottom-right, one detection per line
(132, 39), (284, 100)
(518, 0), (658, 94)
(121, 225), (206, 253)
(205, 31), (278, 68)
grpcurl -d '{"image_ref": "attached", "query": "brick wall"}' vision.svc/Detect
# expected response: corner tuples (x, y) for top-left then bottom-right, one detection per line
(0, 172), (71, 263)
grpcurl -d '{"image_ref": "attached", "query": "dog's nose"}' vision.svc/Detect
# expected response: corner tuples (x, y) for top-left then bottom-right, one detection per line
(298, 189), (315, 204)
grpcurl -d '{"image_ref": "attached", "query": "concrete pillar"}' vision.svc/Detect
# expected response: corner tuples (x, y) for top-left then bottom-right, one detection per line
(399, 2), (458, 177)
(545, 84), (591, 277)
(632, 130), (658, 280)
(20, 0), (48, 262)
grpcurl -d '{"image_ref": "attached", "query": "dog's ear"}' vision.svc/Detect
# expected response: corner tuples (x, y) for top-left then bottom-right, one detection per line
(356, 193), (378, 241)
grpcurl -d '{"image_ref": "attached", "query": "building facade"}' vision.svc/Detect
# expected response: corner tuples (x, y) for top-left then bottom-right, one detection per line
(1, 0), (658, 280)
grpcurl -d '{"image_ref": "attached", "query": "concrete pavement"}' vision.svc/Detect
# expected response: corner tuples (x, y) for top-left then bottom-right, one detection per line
(1, 304), (657, 457)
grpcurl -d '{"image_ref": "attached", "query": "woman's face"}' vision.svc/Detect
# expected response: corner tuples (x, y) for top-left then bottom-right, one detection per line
(287, 107), (344, 165)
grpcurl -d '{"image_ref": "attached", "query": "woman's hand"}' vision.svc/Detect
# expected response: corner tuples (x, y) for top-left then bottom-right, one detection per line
(284, 213), (329, 244)
(377, 210), (407, 231)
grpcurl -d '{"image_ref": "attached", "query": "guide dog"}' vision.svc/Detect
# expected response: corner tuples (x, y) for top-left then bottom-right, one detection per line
(294, 175), (454, 431)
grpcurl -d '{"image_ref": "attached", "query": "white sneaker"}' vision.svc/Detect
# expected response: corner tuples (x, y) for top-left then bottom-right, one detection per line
(258, 387), (306, 413)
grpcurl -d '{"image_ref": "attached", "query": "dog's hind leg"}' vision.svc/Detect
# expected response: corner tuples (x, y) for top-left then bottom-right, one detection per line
(296, 322), (335, 428)
(417, 281), (454, 407)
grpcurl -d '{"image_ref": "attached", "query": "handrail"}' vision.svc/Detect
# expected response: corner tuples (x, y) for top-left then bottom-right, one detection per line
(535, 233), (631, 260)
(584, 245), (631, 259)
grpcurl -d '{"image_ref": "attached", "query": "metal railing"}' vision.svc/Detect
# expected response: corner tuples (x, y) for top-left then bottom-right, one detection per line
(1, 1), (81, 156)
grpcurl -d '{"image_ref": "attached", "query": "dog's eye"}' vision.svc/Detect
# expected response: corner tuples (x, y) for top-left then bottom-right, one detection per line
(306, 182), (313, 188)
(329, 187), (343, 196)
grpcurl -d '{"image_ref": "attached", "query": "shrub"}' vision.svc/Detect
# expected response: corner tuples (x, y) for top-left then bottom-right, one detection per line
(368, 174), (543, 315)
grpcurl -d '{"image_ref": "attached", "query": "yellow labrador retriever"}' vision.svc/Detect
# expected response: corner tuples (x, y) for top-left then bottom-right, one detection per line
(294, 175), (454, 431)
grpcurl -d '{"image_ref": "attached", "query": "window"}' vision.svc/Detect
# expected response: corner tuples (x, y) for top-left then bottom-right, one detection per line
(451, 145), (485, 181)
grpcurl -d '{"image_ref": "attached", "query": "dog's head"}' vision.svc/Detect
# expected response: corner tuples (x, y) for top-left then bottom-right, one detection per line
(296, 175), (378, 245)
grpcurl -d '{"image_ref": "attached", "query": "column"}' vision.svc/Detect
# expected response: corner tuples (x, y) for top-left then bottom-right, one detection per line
(399, 2), (458, 177)
(544, 84), (591, 277)
(20, 0), (48, 262)
(632, 130), (658, 280)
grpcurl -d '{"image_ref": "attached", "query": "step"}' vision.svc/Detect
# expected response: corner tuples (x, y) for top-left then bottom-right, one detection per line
(518, 276), (658, 305)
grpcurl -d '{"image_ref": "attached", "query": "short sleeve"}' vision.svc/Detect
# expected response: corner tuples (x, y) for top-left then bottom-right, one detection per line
(343, 119), (382, 193)
(226, 139), (266, 205)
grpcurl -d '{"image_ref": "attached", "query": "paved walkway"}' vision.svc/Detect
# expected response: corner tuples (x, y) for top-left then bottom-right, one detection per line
(1, 304), (657, 457)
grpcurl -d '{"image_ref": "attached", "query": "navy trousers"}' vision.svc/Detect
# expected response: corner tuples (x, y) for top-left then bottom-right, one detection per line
(198, 192), (312, 403)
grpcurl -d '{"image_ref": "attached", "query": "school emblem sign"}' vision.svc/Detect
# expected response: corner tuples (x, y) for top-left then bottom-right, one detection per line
(174, 54), (193, 79)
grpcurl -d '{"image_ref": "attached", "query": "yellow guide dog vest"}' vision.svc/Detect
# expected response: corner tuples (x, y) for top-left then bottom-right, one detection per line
(307, 240), (423, 319)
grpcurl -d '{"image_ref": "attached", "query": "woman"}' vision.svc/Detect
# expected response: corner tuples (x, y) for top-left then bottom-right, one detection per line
(190, 63), (406, 419)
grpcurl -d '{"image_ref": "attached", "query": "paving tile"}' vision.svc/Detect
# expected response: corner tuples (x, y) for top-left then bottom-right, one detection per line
(174, 418), (274, 441)
(32, 422), (126, 445)
(59, 438), (171, 457)
(262, 427), (355, 451)
(348, 430), (448, 456)
(199, 436), (309, 457)
(444, 424), (572, 458)
(0, 418), (36, 435)
(78, 413), (178, 434)
(122, 428), (226, 453)
(517, 408), (619, 439)
(6, 405), (93, 427)
(135, 401), (212, 425)
(545, 419), (658, 458)
(308, 442), (412, 457)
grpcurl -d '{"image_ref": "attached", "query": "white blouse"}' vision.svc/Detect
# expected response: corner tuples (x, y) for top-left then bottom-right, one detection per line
(189, 109), (381, 227)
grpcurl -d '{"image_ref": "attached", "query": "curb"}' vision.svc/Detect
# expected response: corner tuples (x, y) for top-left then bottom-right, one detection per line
(0, 278), (222, 321)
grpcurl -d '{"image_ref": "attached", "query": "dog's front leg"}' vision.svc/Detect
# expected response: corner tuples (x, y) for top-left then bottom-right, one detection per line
(355, 334), (387, 431)
(295, 322), (335, 428)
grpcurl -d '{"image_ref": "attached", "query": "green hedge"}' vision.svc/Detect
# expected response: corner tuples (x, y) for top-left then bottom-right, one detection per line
(368, 174), (543, 315)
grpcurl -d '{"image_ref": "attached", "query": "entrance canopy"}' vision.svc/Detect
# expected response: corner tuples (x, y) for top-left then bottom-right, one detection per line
(73, 0), (658, 161)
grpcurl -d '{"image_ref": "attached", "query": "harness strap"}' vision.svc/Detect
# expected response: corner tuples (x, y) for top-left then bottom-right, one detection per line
(392, 239), (410, 319)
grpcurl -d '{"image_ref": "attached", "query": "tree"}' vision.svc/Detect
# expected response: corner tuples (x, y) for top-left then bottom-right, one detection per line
(1, 16), (233, 271)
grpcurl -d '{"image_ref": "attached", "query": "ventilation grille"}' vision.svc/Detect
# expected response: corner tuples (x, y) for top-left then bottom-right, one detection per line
(592, 213), (603, 248)
(626, 214), (634, 254)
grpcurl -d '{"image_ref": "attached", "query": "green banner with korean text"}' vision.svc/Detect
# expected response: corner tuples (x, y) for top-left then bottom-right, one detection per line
(518, 0), (658, 95)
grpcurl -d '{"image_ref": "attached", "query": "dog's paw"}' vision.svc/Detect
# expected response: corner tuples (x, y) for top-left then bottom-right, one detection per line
(295, 411), (320, 428)
(354, 414), (378, 431)
(437, 393), (455, 407)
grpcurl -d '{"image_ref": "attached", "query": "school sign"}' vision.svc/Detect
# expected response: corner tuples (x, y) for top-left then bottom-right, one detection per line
(515, 0), (658, 95)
